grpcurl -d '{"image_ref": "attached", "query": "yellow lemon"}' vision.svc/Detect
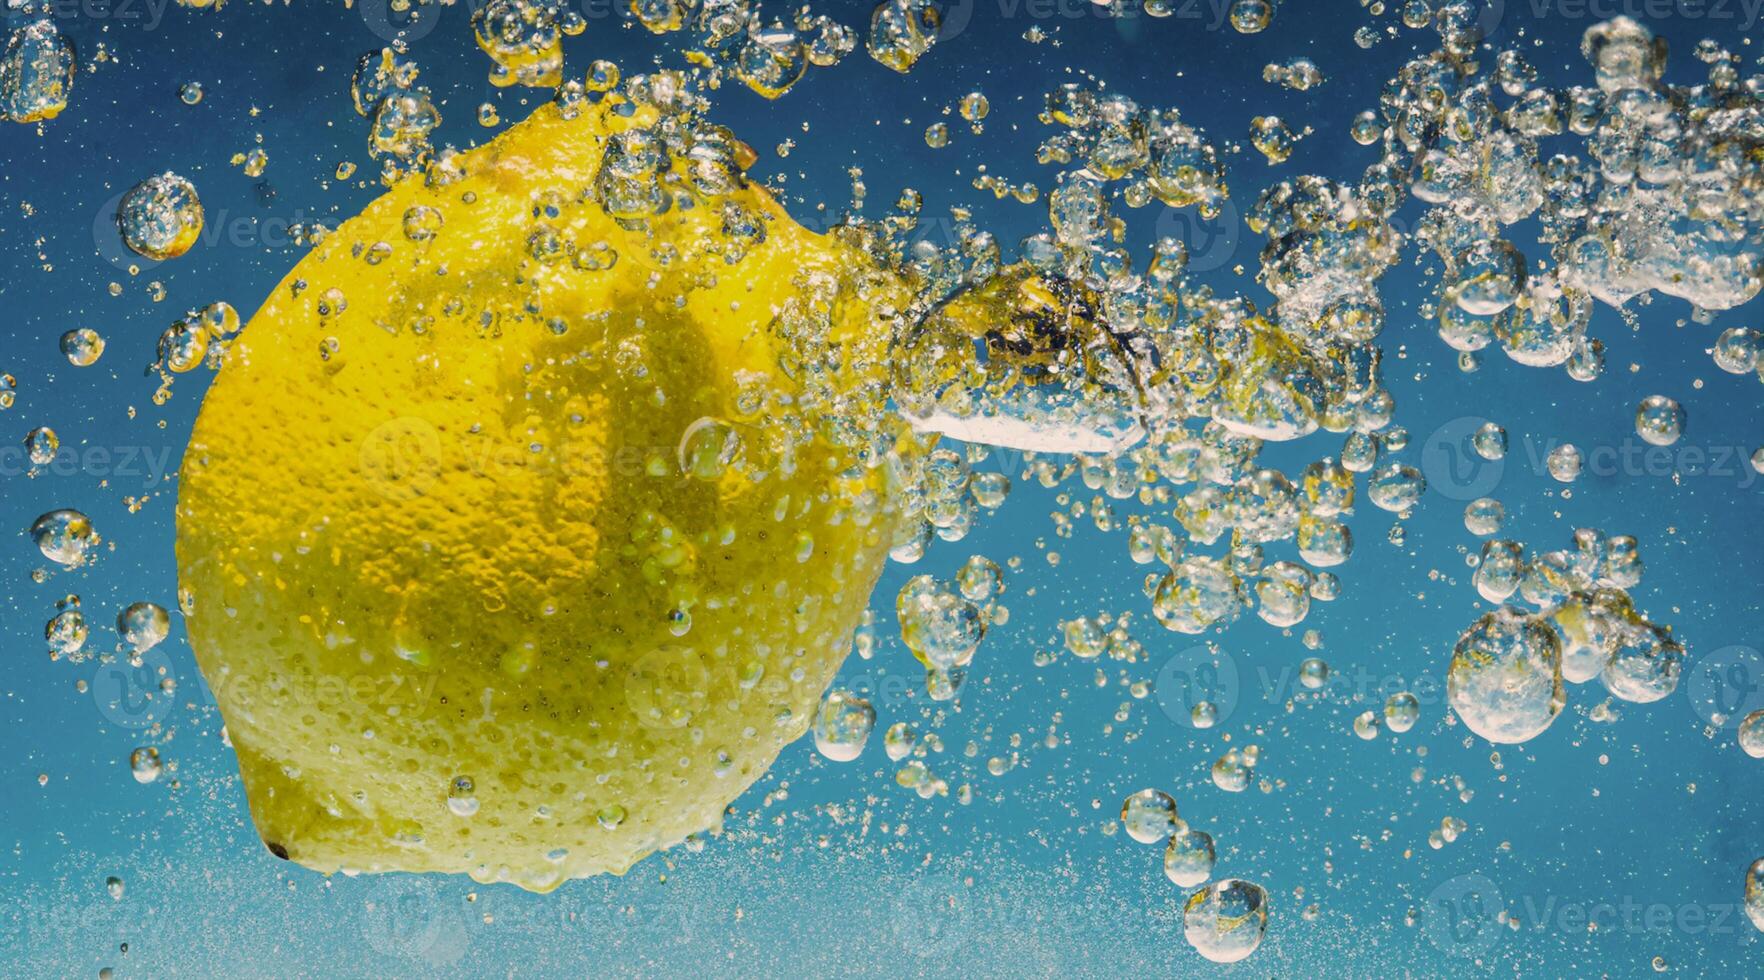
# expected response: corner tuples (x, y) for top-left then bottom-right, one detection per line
(176, 96), (909, 891)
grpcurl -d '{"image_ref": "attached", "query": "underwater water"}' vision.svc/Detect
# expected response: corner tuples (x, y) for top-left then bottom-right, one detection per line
(3, 0), (1764, 975)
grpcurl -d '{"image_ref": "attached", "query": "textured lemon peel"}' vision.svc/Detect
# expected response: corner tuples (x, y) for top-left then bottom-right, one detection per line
(177, 99), (908, 891)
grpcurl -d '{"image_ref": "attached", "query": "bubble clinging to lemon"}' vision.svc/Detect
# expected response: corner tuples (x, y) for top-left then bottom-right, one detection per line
(175, 94), (911, 891)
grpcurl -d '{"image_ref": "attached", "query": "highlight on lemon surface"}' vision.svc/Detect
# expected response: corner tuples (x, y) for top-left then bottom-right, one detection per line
(175, 82), (912, 892)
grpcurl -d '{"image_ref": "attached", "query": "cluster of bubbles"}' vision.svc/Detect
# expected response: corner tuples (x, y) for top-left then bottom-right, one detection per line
(471, 0), (586, 89)
(924, 93), (989, 149)
(1365, 16), (1764, 378)
(22, 6), (1764, 954)
(1263, 58), (1324, 92)
(869, 719), (957, 799)
(1354, 690), (1421, 740)
(1453, 526), (1677, 744)
(45, 595), (88, 662)
(44, 591), (169, 668)
(895, 555), (1005, 698)
(350, 48), (443, 176)
(886, 80), (1235, 457)
(1210, 745), (1258, 792)
(0, 17), (75, 124)
(1117, 789), (1266, 962)
(844, 55), (1451, 640)
(857, 15), (1764, 705)
(149, 301), (243, 402)
(765, 18), (1764, 943)
(1248, 116), (1298, 164)
(615, 0), (857, 97)
(866, 0), (942, 74)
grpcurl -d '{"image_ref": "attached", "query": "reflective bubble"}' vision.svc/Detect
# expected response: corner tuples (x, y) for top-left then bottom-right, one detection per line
(24, 426), (58, 466)
(1546, 444), (1583, 483)
(1211, 747), (1256, 792)
(1368, 462), (1427, 513)
(897, 575), (986, 669)
(31, 509), (99, 567)
(1163, 828), (1216, 887)
(1183, 878), (1269, 963)
(1473, 422), (1507, 461)
(60, 328), (105, 367)
(883, 722), (917, 762)
(1550, 590), (1629, 684)
(1633, 395), (1683, 447)
(812, 689), (876, 762)
(1, 20), (76, 123)
(1353, 710), (1380, 740)
(956, 555), (1002, 602)
(1447, 607), (1566, 744)
(1453, 240), (1528, 316)
(1384, 692), (1420, 733)
(1748, 858), (1764, 933)
(1601, 621), (1682, 703)
(446, 774), (479, 817)
(117, 602), (170, 654)
(1737, 710), (1764, 759)
(129, 746), (162, 785)
(1464, 498), (1504, 536)
(1121, 788), (1181, 844)
(117, 172), (204, 261)
(45, 596), (87, 660)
